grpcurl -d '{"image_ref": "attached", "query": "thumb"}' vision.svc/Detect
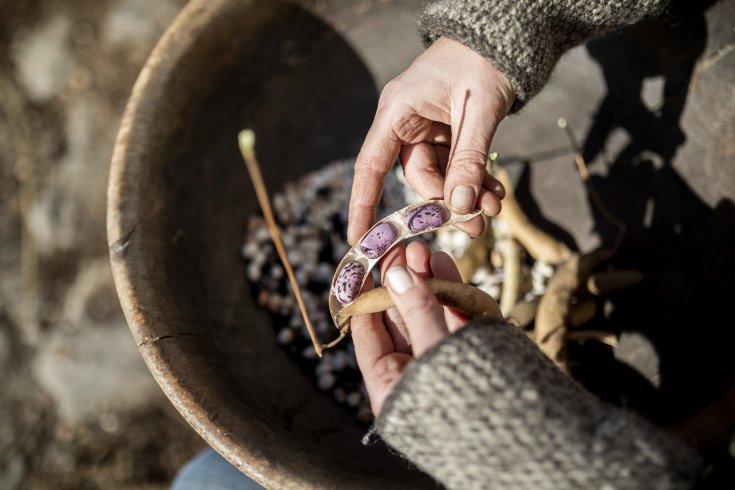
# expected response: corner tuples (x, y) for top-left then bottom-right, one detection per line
(385, 265), (448, 358)
(444, 91), (503, 217)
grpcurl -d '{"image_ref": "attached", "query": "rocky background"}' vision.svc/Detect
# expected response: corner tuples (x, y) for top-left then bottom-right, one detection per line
(0, 1), (206, 488)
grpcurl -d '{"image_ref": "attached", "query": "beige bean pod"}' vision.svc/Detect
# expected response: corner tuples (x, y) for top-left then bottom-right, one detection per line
(326, 201), (502, 350)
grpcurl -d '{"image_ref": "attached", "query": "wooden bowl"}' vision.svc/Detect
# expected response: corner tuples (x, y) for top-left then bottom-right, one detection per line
(107, 0), (431, 487)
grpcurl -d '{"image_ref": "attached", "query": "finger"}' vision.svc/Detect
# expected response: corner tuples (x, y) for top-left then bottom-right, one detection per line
(378, 244), (411, 354)
(444, 92), (501, 216)
(379, 243), (406, 285)
(353, 261), (411, 416)
(478, 189), (502, 217)
(399, 143), (444, 201)
(405, 240), (432, 279)
(381, 241), (431, 354)
(351, 277), (395, 368)
(427, 121), (452, 145)
(476, 172), (504, 217)
(352, 276), (395, 356)
(382, 307), (410, 354)
(441, 155), (504, 202)
(385, 265), (448, 357)
(429, 251), (471, 332)
(402, 143), (502, 215)
(456, 179), (503, 228)
(351, 306), (411, 416)
(349, 112), (402, 244)
(453, 214), (485, 237)
(435, 143), (451, 171)
(483, 173), (506, 200)
(429, 250), (462, 282)
(402, 142), (486, 236)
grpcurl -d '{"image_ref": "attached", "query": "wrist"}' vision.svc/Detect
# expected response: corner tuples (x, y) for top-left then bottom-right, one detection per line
(435, 36), (516, 116)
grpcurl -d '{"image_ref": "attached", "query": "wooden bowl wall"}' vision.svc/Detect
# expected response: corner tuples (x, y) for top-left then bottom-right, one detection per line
(107, 0), (431, 487)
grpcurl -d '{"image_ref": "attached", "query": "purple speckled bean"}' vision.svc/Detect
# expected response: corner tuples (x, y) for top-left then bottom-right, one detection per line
(406, 203), (446, 233)
(360, 222), (398, 259)
(333, 261), (366, 304)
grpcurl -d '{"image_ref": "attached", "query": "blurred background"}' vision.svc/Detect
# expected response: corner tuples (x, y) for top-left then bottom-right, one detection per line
(0, 1), (205, 488)
(1, 0), (734, 488)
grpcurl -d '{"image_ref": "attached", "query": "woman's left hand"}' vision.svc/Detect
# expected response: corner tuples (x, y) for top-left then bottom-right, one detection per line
(351, 241), (475, 416)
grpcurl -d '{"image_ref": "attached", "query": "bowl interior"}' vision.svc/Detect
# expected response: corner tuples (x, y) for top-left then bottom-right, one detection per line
(108, 0), (432, 488)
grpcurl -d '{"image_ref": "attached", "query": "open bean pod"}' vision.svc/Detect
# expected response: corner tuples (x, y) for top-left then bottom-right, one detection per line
(326, 200), (485, 348)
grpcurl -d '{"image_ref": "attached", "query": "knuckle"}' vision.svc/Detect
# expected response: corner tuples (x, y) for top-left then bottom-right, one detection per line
(391, 112), (426, 143)
(378, 80), (400, 109)
(354, 153), (390, 181)
(403, 292), (438, 317)
(348, 198), (374, 218)
(372, 356), (408, 385)
(361, 158), (390, 179)
(450, 148), (488, 176)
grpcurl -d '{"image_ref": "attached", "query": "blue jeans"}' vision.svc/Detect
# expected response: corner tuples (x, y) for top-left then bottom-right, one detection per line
(171, 448), (266, 490)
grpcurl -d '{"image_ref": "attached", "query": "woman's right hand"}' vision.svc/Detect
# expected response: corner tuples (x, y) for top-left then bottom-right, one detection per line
(347, 36), (515, 244)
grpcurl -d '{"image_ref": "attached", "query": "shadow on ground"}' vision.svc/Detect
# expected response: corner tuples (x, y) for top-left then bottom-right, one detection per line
(550, 1), (735, 485)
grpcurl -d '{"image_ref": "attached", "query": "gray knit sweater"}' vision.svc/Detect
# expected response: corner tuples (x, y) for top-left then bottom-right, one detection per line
(373, 2), (704, 488)
(376, 321), (703, 489)
(418, 0), (669, 112)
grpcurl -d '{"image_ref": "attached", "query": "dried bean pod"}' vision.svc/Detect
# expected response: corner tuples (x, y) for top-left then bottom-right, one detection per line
(336, 278), (503, 330)
(328, 200), (488, 346)
(586, 270), (646, 296)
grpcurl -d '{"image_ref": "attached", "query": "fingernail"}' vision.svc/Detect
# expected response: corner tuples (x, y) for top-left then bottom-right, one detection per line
(492, 181), (506, 199)
(386, 266), (413, 295)
(450, 185), (475, 213)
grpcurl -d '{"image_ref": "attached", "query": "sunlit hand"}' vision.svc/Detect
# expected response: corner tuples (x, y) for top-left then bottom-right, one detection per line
(352, 241), (485, 416)
(348, 37), (515, 243)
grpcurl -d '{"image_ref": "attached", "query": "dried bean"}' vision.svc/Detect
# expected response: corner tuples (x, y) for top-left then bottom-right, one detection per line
(333, 262), (366, 304)
(405, 202), (447, 232)
(360, 222), (398, 259)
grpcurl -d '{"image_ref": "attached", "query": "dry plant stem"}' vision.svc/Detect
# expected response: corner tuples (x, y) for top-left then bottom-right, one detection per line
(566, 330), (618, 348)
(238, 130), (324, 357)
(499, 237), (521, 316)
(557, 118), (627, 253)
(495, 167), (572, 264)
(508, 298), (539, 329)
(535, 248), (612, 371)
(587, 270), (645, 296)
(533, 119), (630, 370)
(456, 216), (493, 282)
(568, 299), (597, 328)
(337, 278), (503, 329)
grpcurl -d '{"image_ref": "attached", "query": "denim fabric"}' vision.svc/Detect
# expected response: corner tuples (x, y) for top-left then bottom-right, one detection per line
(172, 448), (266, 490)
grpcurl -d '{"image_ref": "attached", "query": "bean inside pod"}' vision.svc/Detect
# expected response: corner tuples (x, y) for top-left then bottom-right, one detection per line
(326, 200), (483, 348)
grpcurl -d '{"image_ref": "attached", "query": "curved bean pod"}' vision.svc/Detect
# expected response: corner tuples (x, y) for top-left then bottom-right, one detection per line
(327, 200), (499, 347)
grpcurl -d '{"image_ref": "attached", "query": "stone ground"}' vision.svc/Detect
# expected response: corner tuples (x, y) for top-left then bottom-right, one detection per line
(0, 1), (205, 488)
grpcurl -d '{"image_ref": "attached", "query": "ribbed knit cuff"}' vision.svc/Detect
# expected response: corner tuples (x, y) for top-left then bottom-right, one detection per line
(418, 0), (669, 113)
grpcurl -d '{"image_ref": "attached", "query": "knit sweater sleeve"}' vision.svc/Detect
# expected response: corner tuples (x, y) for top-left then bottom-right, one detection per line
(375, 320), (703, 490)
(418, 0), (669, 112)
